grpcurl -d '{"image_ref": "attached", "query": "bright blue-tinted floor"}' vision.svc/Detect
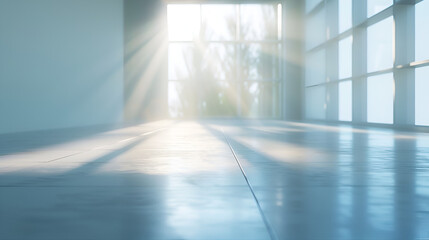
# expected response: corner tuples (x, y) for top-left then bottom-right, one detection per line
(0, 120), (428, 240)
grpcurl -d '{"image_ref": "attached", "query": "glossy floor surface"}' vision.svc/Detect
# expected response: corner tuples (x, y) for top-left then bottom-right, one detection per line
(1, 120), (429, 240)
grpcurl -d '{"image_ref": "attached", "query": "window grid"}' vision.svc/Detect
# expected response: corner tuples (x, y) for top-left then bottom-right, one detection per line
(168, 3), (283, 118)
(305, 0), (428, 126)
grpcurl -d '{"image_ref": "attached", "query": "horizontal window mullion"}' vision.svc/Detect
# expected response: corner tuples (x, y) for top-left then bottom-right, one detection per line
(409, 59), (429, 68)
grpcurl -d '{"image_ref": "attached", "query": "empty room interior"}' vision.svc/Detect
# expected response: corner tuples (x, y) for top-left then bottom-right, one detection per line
(1, 0), (429, 239)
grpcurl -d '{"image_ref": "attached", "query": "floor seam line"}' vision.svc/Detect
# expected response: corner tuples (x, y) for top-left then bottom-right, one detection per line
(221, 128), (278, 240)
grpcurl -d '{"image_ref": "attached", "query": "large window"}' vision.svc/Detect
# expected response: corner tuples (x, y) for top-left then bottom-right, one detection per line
(305, 0), (429, 127)
(304, 0), (429, 126)
(167, 4), (282, 118)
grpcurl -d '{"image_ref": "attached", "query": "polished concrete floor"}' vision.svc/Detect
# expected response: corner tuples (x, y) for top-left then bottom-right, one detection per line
(0, 120), (429, 240)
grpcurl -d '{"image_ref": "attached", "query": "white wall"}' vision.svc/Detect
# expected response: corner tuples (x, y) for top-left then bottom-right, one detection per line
(0, 0), (124, 134)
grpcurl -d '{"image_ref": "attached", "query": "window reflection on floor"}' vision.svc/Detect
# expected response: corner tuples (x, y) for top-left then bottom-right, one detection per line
(167, 4), (282, 118)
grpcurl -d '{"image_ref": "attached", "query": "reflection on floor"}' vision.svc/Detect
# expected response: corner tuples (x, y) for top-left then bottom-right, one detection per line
(0, 120), (428, 240)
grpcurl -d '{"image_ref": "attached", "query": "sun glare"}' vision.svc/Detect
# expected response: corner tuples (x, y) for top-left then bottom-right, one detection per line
(167, 3), (283, 119)
(167, 4), (200, 41)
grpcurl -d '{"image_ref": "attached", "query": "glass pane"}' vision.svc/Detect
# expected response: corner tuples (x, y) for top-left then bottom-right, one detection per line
(367, 0), (393, 17)
(200, 81), (237, 117)
(241, 44), (279, 80)
(339, 0), (352, 33)
(201, 5), (236, 41)
(339, 36), (353, 79)
(241, 82), (279, 118)
(367, 16), (393, 73)
(305, 85), (326, 119)
(339, 80), (352, 121)
(168, 43), (196, 80)
(415, 66), (429, 126)
(201, 44), (235, 81)
(306, 49), (326, 86)
(306, 0), (323, 13)
(367, 73), (394, 124)
(167, 5), (200, 41)
(306, 7), (326, 50)
(415, 0), (429, 61)
(240, 4), (277, 40)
